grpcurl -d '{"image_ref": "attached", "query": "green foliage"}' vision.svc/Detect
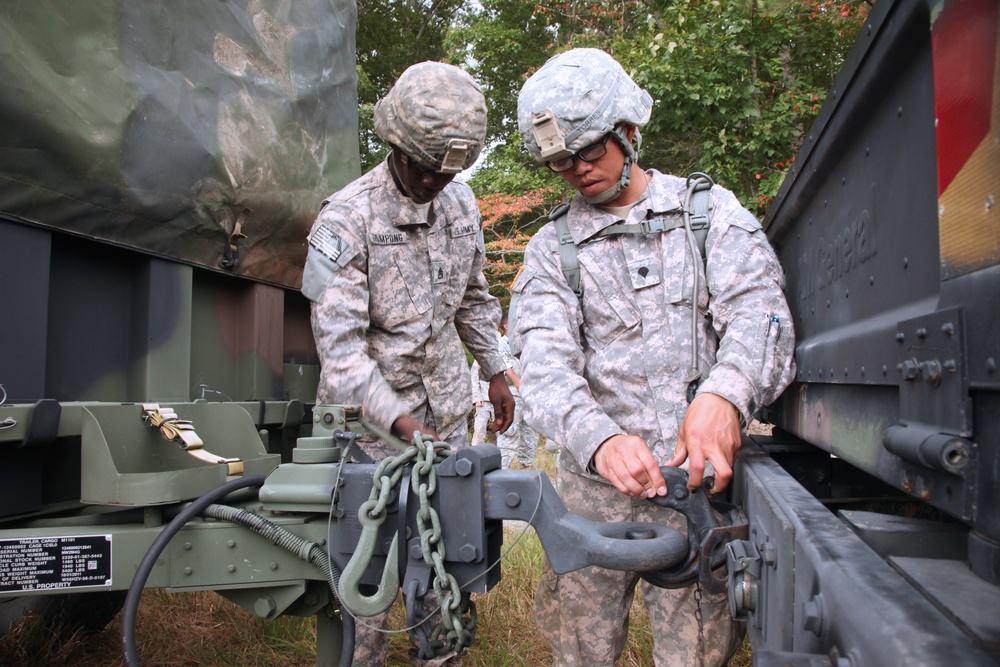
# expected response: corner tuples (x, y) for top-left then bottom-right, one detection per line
(352, 0), (867, 295)
(623, 0), (868, 215)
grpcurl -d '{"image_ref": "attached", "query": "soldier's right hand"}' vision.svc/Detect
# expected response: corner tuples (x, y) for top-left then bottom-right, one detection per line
(391, 414), (439, 445)
(592, 434), (668, 499)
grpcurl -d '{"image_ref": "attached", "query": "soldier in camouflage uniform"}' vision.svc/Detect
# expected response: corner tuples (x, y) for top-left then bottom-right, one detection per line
(469, 359), (493, 446)
(496, 312), (538, 468)
(302, 61), (515, 666)
(512, 49), (796, 667)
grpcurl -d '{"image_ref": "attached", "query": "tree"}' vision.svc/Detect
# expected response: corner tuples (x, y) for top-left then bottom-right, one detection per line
(621, 0), (869, 213)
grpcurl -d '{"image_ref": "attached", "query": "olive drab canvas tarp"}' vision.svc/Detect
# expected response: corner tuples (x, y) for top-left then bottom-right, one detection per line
(0, 0), (359, 289)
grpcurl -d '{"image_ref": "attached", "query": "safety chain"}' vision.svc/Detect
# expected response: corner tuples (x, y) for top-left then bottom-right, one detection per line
(694, 580), (705, 666)
(367, 433), (477, 658)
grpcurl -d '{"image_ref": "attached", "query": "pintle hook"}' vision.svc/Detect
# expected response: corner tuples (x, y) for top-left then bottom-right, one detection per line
(336, 497), (401, 617)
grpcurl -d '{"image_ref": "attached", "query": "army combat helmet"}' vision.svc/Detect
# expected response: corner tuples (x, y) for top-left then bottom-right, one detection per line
(517, 48), (653, 204)
(374, 62), (487, 176)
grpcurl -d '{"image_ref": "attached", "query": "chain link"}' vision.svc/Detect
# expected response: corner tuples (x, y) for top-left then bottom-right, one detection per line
(694, 580), (705, 667)
(364, 432), (476, 658)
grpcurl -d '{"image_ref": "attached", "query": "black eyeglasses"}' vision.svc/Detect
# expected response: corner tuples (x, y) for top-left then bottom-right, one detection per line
(545, 134), (613, 173)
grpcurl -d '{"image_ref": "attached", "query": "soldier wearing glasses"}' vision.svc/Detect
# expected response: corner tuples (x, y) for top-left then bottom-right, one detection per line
(512, 48), (795, 667)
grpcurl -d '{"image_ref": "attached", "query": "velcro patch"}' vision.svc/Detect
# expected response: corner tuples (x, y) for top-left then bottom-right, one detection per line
(432, 260), (448, 284)
(449, 224), (477, 238)
(309, 223), (352, 263)
(628, 257), (661, 290)
(367, 231), (406, 245)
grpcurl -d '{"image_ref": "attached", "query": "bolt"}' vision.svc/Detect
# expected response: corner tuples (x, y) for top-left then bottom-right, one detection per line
(901, 479), (915, 493)
(987, 358), (997, 374)
(672, 486), (689, 500)
(184, 542), (192, 551)
(323, 412), (334, 425)
(227, 540), (236, 548)
(455, 458), (474, 477)
(916, 327), (928, 339)
(943, 359), (957, 372)
(941, 322), (955, 336)
(901, 359), (919, 381)
(895, 332), (905, 343)
(227, 564), (236, 573)
(919, 489), (932, 500)
(183, 567), (192, 576)
(270, 562), (279, 571)
(763, 543), (777, 567)
(803, 596), (825, 636)
(459, 544), (480, 563)
(919, 360), (942, 385)
(505, 492), (522, 508)
(254, 597), (277, 618)
(410, 543), (424, 560)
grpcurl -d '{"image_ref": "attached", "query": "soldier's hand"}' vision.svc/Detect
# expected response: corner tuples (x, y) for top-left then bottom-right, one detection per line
(486, 373), (515, 433)
(391, 414), (439, 445)
(593, 434), (667, 499)
(669, 392), (741, 493)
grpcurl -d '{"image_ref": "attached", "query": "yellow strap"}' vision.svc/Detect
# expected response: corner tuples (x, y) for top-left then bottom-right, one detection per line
(141, 404), (243, 475)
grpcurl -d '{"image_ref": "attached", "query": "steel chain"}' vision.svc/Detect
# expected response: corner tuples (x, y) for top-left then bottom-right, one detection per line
(365, 433), (476, 658)
(694, 580), (705, 667)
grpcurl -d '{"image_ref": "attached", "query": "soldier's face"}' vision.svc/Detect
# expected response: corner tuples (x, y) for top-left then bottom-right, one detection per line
(390, 150), (456, 204)
(558, 134), (628, 201)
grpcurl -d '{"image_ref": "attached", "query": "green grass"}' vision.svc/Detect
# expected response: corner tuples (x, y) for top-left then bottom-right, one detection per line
(0, 447), (751, 666)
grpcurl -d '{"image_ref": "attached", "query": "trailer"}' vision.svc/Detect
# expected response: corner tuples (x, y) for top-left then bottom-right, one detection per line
(733, 0), (1000, 664)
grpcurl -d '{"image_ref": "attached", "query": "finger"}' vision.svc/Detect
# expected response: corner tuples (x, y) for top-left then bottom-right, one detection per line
(604, 467), (627, 495)
(708, 457), (732, 493)
(686, 450), (706, 490)
(666, 441), (688, 469)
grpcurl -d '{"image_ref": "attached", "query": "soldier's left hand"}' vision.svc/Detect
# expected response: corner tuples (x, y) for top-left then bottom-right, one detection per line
(669, 393), (742, 493)
(486, 373), (515, 433)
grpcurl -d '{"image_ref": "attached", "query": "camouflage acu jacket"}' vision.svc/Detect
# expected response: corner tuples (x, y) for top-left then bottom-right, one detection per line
(511, 170), (796, 478)
(302, 160), (506, 442)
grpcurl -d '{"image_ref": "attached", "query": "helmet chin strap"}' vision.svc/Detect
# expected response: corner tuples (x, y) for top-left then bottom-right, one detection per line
(582, 127), (640, 205)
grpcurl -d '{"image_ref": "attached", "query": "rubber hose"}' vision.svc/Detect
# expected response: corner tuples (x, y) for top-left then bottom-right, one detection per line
(202, 504), (355, 665)
(120, 475), (267, 667)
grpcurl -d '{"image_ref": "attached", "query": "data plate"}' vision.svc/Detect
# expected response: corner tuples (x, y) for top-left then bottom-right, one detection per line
(0, 535), (112, 593)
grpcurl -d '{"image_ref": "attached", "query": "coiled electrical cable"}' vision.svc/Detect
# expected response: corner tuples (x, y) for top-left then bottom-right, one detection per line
(120, 475), (354, 667)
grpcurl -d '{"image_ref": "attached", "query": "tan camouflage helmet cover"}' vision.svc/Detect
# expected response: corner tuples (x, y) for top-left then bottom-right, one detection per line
(517, 48), (653, 163)
(374, 61), (487, 174)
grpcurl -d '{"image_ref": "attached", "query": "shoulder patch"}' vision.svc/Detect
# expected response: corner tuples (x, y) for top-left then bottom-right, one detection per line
(309, 222), (354, 264)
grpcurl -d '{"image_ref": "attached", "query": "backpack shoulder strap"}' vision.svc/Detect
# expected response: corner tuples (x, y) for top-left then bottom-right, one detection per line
(548, 203), (582, 298)
(686, 172), (714, 259)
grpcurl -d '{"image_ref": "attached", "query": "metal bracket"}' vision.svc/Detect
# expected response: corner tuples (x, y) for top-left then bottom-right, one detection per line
(895, 307), (971, 435)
